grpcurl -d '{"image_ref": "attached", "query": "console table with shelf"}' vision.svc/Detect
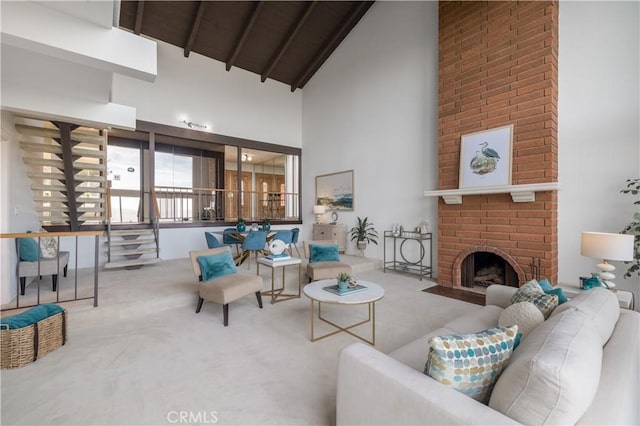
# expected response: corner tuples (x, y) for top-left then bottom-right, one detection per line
(383, 231), (433, 281)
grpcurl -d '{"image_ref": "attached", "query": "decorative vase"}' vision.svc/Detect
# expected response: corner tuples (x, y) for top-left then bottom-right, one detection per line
(357, 241), (367, 250)
(262, 222), (271, 232)
(583, 273), (604, 290)
(236, 223), (246, 232)
(250, 223), (259, 232)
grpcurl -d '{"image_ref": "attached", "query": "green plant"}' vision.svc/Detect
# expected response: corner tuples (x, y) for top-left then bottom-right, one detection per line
(262, 217), (270, 224)
(237, 217), (245, 224)
(620, 178), (640, 278)
(336, 272), (351, 282)
(350, 216), (379, 245)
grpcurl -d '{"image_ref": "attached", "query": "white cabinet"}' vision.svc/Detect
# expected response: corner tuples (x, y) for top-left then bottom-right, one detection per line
(312, 224), (348, 253)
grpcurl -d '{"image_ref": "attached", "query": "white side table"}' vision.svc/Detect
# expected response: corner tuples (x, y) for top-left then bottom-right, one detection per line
(257, 257), (302, 304)
(560, 285), (634, 310)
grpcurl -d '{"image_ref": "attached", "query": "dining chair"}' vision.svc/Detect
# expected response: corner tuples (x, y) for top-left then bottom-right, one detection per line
(222, 227), (241, 253)
(290, 228), (301, 257)
(204, 232), (223, 249)
(272, 230), (293, 255)
(241, 230), (267, 270)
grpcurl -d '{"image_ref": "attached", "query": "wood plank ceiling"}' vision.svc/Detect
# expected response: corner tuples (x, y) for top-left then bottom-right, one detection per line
(119, 1), (375, 92)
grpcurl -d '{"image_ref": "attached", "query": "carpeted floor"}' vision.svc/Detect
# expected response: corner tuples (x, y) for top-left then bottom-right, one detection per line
(422, 285), (486, 305)
(1, 259), (481, 426)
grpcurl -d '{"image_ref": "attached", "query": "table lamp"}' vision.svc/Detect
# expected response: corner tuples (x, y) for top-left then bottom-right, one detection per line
(313, 205), (327, 223)
(580, 231), (635, 289)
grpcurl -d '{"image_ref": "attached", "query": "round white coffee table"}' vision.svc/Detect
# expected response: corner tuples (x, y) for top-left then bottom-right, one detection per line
(303, 279), (384, 345)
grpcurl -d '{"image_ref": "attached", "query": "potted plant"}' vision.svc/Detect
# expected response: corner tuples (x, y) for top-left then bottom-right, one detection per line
(620, 178), (640, 278)
(350, 216), (379, 250)
(236, 217), (246, 232)
(336, 272), (356, 291)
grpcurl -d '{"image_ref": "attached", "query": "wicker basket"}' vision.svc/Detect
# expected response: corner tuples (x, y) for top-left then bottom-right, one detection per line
(1, 310), (67, 369)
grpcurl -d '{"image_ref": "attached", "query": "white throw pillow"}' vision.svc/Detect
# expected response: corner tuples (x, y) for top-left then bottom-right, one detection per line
(498, 302), (544, 340)
(36, 228), (58, 258)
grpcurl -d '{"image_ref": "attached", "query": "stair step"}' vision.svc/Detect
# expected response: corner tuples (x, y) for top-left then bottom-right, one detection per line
(24, 157), (105, 171)
(36, 205), (69, 213)
(27, 172), (66, 181)
(110, 248), (158, 256)
(78, 197), (105, 204)
(104, 258), (162, 269)
(15, 124), (105, 145)
(74, 174), (105, 183)
(34, 195), (105, 203)
(72, 148), (105, 159)
(31, 183), (68, 192)
(109, 229), (155, 236)
(107, 238), (156, 246)
(20, 141), (62, 154)
(78, 206), (103, 213)
(39, 215), (69, 223)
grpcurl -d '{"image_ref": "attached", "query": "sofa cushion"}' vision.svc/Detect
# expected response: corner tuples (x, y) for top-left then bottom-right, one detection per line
(197, 251), (237, 282)
(511, 280), (558, 319)
(489, 308), (603, 425)
(36, 228), (58, 258)
(424, 325), (518, 404)
(498, 302), (544, 340)
(550, 287), (619, 345)
(444, 305), (503, 334)
(389, 327), (455, 372)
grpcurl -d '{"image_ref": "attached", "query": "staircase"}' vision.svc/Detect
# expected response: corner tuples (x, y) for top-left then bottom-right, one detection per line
(17, 121), (107, 226)
(105, 228), (162, 270)
(17, 118), (162, 270)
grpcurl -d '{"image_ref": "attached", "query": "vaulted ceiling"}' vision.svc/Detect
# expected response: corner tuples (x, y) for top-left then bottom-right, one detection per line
(118, 1), (375, 92)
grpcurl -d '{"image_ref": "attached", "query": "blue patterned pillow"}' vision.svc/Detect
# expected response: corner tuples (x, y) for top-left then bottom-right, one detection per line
(424, 325), (518, 404)
(309, 244), (340, 262)
(511, 280), (559, 319)
(197, 251), (237, 281)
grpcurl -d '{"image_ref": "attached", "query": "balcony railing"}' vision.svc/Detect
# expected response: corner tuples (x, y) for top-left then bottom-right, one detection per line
(108, 186), (300, 224)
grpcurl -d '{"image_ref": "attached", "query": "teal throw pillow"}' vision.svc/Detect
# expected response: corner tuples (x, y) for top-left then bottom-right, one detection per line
(197, 251), (237, 282)
(309, 244), (340, 263)
(0, 303), (64, 329)
(511, 280), (559, 319)
(424, 325), (519, 404)
(204, 232), (222, 249)
(17, 238), (39, 261)
(538, 278), (568, 304)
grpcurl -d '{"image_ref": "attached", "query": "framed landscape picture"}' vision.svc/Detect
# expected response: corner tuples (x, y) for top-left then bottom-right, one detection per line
(315, 170), (354, 211)
(459, 124), (513, 189)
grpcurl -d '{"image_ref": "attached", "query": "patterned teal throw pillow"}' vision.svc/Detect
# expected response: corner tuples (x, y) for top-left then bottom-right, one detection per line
(511, 280), (559, 319)
(424, 325), (518, 404)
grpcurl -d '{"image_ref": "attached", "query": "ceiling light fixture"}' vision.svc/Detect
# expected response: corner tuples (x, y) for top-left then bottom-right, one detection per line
(241, 154), (253, 162)
(180, 119), (208, 129)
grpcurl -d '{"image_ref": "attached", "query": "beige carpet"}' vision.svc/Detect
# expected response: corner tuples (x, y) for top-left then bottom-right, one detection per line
(1, 257), (481, 425)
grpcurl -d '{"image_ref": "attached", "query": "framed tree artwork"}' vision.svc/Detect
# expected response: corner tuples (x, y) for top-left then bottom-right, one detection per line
(459, 125), (513, 189)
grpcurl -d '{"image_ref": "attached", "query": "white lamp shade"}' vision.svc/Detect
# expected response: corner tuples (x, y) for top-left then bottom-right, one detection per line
(313, 205), (327, 215)
(580, 232), (635, 261)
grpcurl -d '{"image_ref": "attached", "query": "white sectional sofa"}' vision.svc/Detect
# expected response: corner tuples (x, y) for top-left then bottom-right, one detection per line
(337, 285), (640, 425)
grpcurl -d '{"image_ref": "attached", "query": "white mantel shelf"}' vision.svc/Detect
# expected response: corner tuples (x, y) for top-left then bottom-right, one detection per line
(423, 182), (560, 205)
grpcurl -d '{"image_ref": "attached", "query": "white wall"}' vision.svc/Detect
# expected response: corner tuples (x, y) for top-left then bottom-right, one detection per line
(112, 40), (302, 148)
(302, 2), (439, 267)
(558, 1), (640, 304)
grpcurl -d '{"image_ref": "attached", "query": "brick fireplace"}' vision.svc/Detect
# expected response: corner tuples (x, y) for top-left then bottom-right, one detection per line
(436, 1), (559, 289)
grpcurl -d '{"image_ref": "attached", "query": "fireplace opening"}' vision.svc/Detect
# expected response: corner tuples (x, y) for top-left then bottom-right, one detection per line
(461, 251), (518, 289)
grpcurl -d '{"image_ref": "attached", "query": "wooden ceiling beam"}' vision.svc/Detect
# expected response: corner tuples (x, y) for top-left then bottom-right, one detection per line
(226, 1), (265, 72)
(290, 1), (374, 92)
(134, 0), (145, 35)
(260, 1), (318, 83)
(184, 1), (207, 58)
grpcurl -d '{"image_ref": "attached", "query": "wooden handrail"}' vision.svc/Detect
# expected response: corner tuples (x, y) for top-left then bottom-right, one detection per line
(1, 231), (104, 239)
